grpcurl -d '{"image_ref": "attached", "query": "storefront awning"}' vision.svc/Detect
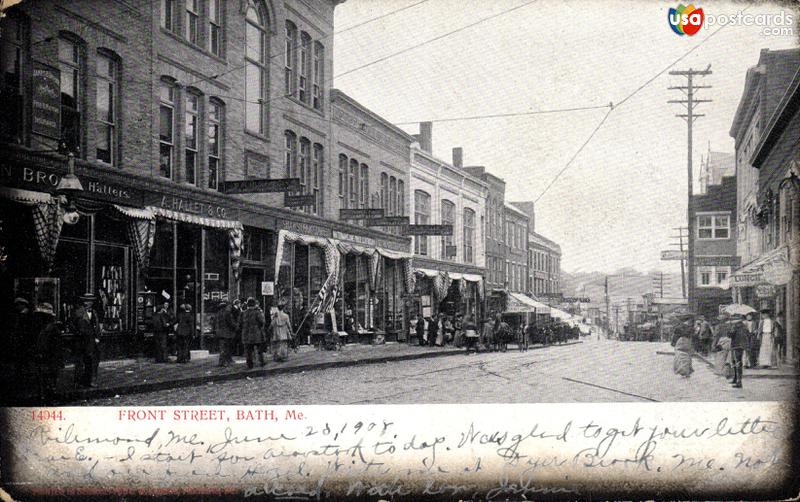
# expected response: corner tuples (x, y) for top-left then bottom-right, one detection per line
(415, 267), (440, 278)
(114, 204), (154, 220)
(336, 241), (375, 256)
(550, 308), (573, 320)
(375, 247), (413, 260)
(462, 273), (483, 283)
(507, 292), (551, 314)
(0, 186), (54, 205)
(149, 206), (243, 230)
(732, 246), (791, 286)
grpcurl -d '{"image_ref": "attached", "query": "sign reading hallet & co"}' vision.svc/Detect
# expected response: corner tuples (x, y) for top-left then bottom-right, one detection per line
(31, 62), (61, 139)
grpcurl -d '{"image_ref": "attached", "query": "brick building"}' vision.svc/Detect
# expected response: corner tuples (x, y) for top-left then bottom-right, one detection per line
(503, 203), (529, 294)
(0, 0), (419, 358)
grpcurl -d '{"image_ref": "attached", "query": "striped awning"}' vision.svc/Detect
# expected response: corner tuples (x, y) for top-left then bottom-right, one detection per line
(0, 186), (54, 205)
(114, 204), (154, 220)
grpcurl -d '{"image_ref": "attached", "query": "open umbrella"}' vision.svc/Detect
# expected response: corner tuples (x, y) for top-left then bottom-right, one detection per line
(721, 303), (757, 316)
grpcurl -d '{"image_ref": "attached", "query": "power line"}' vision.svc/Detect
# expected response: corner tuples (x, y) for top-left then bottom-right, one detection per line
(392, 104), (610, 125)
(334, 0), (538, 81)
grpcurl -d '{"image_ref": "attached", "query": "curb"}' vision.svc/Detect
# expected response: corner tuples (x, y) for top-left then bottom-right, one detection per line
(62, 340), (584, 403)
(659, 350), (798, 381)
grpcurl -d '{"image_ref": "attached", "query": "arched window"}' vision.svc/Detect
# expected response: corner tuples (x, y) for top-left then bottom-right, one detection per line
(158, 78), (176, 179)
(59, 35), (84, 155)
(312, 143), (323, 214)
(284, 130), (297, 177)
(313, 41), (324, 110)
(338, 154), (347, 198)
(464, 208), (475, 264)
(299, 137), (310, 189)
(348, 158), (358, 208)
(0, 11), (27, 143)
(299, 32), (311, 104)
(245, 1), (267, 134)
(96, 50), (118, 165)
(389, 176), (397, 216)
(184, 90), (200, 185)
(284, 21), (297, 96)
(441, 199), (455, 259)
(397, 179), (405, 216)
(414, 190), (430, 255)
(380, 173), (388, 210)
(360, 164), (369, 208)
(208, 99), (223, 190)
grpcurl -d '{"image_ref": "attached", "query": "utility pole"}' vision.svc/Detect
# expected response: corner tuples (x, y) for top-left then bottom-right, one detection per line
(670, 227), (688, 298)
(669, 66), (712, 313)
(604, 275), (610, 335)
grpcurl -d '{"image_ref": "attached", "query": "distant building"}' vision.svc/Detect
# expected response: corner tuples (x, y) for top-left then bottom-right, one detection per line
(510, 201), (561, 300)
(699, 147), (734, 195)
(504, 204), (529, 294)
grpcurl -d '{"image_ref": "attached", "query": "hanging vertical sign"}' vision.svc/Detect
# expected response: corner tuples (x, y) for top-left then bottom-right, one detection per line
(31, 61), (61, 139)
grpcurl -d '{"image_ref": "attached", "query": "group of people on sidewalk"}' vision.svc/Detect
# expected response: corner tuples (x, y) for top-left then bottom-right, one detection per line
(213, 298), (293, 369)
(671, 308), (786, 388)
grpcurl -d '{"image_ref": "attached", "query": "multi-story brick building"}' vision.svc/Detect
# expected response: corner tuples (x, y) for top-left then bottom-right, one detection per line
(407, 125), (487, 321)
(509, 201), (561, 299)
(0, 0), (419, 358)
(503, 203), (529, 294)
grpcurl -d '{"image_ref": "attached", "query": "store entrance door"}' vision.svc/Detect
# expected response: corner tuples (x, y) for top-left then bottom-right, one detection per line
(241, 267), (268, 311)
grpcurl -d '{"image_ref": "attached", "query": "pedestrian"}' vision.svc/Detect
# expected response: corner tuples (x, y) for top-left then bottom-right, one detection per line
(453, 313), (463, 348)
(729, 313), (748, 388)
(697, 316), (712, 356)
(427, 316), (438, 347)
(743, 312), (757, 368)
(757, 309), (775, 368)
(774, 311), (786, 366)
(31, 303), (64, 403)
(712, 314), (732, 379)
(214, 300), (238, 367)
(270, 302), (293, 363)
(416, 315), (426, 347)
(482, 317), (493, 350)
(524, 321), (535, 352)
(435, 314), (445, 347)
(10, 297), (31, 376)
(151, 301), (173, 363)
(671, 314), (694, 378)
(241, 298), (266, 368)
(175, 303), (193, 363)
(70, 294), (101, 388)
(463, 315), (479, 354)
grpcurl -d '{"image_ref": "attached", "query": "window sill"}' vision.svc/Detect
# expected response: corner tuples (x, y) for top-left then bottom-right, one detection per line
(160, 28), (227, 65)
(284, 95), (325, 117)
(244, 129), (269, 142)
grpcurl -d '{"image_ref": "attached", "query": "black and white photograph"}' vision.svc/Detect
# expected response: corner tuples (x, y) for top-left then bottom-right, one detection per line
(0, 0), (798, 499)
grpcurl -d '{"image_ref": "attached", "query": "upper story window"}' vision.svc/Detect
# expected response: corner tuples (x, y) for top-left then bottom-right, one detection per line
(388, 176), (397, 215)
(397, 179), (405, 216)
(0, 12), (26, 143)
(338, 154), (346, 198)
(313, 42), (323, 111)
(59, 37), (83, 155)
(95, 51), (117, 165)
(161, 0), (177, 32)
(348, 158), (358, 209)
(208, 0), (222, 56)
(380, 172), (388, 210)
(299, 32), (311, 104)
(414, 190), (430, 255)
(299, 137), (310, 190)
(360, 164), (369, 209)
(246, 1), (267, 134)
(284, 21), (297, 97)
(158, 80), (175, 179)
(697, 213), (729, 239)
(464, 208), (475, 264)
(311, 143), (322, 214)
(207, 100), (223, 190)
(441, 199), (454, 259)
(184, 92), (199, 185)
(284, 130), (297, 177)
(186, 0), (199, 45)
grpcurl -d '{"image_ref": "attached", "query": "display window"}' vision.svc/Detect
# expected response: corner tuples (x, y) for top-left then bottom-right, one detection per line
(0, 202), (49, 320)
(203, 229), (229, 335)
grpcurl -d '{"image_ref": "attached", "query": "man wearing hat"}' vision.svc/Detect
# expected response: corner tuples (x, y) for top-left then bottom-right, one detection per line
(70, 293), (101, 388)
(31, 303), (64, 402)
(151, 300), (174, 363)
(214, 299), (238, 367)
(175, 303), (194, 364)
(10, 297), (31, 374)
(728, 313), (748, 388)
(241, 297), (266, 368)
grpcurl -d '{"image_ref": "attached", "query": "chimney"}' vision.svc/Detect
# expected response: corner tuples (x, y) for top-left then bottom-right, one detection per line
(418, 121), (432, 153)
(452, 147), (463, 168)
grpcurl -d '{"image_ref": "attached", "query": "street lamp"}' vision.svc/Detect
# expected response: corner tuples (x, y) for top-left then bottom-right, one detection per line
(55, 153), (83, 224)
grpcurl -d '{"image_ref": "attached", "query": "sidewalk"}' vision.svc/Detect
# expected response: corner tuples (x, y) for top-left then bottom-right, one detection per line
(658, 345), (799, 380)
(37, 343), (465, 404)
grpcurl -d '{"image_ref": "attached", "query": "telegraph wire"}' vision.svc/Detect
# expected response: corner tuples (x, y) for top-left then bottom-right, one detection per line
(392, 104), (611, 125)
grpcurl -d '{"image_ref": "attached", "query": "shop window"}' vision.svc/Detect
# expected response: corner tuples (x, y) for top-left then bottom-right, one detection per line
(246, 1), (267, 134)
(52, 239), (88, 324)
(203, 229), (230, 334)
(94, 244), (128, 333)
(59, 36), (83, 155)
(441, 199), (454, 259)
(95, 210), (128, 245)
(209, 0), (223, 57)
(159, 80), (175, 179)
(0, 12), (26, 143)
(242, 227), (271, 262)
(208, 100), (223, 190)
(96, 51), (118, 165)
(184, 92), (200, 185)
(414, 190), (430, 255)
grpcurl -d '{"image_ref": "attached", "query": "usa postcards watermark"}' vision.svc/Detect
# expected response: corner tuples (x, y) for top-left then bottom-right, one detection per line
(668, 4), (795, 38)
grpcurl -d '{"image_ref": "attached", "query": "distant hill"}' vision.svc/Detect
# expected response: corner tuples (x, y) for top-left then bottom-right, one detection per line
(561, 269), (684, 303)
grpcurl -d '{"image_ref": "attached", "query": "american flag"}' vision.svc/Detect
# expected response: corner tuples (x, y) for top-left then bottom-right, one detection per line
(312, 271), (338, 315)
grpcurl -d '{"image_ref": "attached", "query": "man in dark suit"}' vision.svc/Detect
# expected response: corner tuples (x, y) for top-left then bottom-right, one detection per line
(729, 313), (748, 389)
(214, 300), (238, 367)
(152, 300), (174, 363)
(70, 293), (101, 388)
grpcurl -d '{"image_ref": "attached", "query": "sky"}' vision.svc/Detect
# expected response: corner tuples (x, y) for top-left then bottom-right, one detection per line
(331, 0), (799, 274)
